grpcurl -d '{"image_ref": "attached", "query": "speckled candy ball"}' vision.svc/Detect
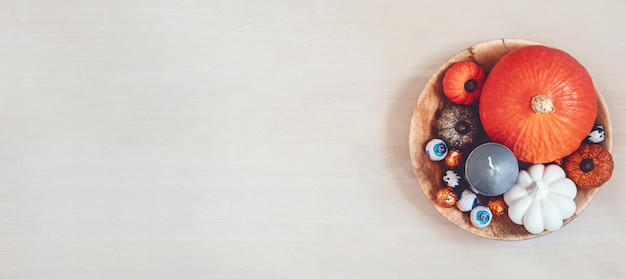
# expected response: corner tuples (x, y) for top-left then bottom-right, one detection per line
(436, 187), (457, 208)
(488, 198), (507, 217)
(444, 149), (463, 168)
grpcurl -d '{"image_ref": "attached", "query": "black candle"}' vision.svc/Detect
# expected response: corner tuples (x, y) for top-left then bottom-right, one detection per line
(465, 143), (519, 196)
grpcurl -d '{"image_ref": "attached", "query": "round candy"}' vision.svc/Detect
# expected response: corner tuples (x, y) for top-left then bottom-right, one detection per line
(425, 139), (448, 161)
(444, 149), (462, 168)
(456, 189), (478, 212)
(470, 206), (493, 228)
(436, 187), (457, 208)
(585, 125), (605, 143)
(488, 197), (506, 217)
(442, 169), (461, 188)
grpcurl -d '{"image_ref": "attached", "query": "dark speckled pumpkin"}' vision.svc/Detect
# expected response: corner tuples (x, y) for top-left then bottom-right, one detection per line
(436, 103), (480, 150)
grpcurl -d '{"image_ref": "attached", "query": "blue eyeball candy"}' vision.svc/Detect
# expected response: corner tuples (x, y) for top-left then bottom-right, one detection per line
(425, 139), (448, 161)
(456, 189), (478, 212)
(470, 205), (493, 228)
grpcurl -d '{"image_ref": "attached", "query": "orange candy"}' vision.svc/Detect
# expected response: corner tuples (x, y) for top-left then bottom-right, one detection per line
(444, 149), (463, 168)
(488, 198), (507, 217)
(436, 187), (458, 208)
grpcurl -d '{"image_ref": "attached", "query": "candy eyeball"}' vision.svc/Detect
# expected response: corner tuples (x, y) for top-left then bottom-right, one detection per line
(425, 139), (448, 161)
(470, 206), (493, 228)
(456, 189), (478, 212)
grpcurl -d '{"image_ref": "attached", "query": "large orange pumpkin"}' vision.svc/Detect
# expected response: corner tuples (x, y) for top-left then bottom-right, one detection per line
(479, 45), (597, 163)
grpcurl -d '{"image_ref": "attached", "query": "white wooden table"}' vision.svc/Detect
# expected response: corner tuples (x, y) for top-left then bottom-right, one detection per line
(1, 1), (625, 278)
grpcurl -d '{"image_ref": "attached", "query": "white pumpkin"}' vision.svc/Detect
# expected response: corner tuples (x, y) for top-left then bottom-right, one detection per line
(503, 164), (577, 234)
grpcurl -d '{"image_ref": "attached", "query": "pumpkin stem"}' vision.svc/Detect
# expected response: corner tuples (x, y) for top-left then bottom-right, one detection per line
(454, 121), (471, 135)
(464, 79), (478, 93)
(529, 180), (549, 200)
(580, 158), (595, 173)
(531, 95), (555, 114)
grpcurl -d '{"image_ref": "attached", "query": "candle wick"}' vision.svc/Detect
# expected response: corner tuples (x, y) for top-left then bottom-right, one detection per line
(488, 156), (495, 170)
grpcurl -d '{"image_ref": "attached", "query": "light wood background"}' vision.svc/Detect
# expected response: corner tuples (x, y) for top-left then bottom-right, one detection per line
(1, 1), (625, 278)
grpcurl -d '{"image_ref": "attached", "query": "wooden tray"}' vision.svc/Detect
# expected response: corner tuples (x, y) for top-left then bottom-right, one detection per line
(408, 38), (613, 240)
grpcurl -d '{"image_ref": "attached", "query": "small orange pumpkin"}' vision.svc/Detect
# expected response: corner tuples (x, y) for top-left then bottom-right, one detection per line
(442, 61), (486, 105)
(479, 45), (597, 163)
(564, 144), (613, 189)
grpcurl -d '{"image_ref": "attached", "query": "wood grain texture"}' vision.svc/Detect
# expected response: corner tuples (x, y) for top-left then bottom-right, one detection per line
(409, 39), (613, 240)
(1, 1), (626, 278)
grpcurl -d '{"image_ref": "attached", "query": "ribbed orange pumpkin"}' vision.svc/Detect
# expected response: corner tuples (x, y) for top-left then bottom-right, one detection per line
(442, 61), (486, 105)
(479, 45), (597, 163)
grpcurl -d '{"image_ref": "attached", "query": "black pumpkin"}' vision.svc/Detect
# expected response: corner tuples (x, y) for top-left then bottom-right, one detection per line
(436, 103), (480, 150)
